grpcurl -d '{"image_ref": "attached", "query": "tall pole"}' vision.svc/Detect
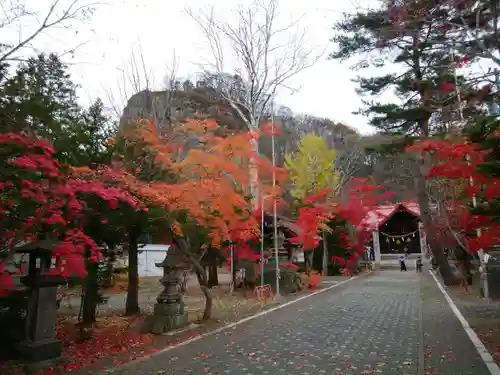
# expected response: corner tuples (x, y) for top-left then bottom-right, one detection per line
(260, 191), (265, 286)
(271, 103), (280, 297)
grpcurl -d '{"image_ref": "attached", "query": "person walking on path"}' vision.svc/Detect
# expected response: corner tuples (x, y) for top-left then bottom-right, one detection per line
(416, 256), (423, 273)
(399, 255), (407, 271)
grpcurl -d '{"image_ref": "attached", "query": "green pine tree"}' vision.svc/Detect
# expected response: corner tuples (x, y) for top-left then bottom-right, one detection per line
(0, 53), (116, 167)
(58, 98), (117, 166)
(328, 0), (481, 283)
(468, 115), (500, 222)
(441, 0), (500, 71)
(330, 1), (480, 137)
(0, 53), (80, 136)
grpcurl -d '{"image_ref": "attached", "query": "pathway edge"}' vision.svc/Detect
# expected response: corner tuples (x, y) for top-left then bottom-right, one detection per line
(96, 273), (366, 374)
(429, 270), (500, 375)
(417, 282), (425, 375)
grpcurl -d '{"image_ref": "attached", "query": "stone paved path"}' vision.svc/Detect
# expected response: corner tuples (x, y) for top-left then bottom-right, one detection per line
(101, 271), (492, 375)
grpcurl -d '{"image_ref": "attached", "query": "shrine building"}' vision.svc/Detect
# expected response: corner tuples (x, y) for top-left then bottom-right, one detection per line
(361, 202), (428, 268)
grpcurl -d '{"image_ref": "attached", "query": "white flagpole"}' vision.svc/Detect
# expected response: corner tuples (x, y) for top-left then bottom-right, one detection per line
(271, 102), (280, 297)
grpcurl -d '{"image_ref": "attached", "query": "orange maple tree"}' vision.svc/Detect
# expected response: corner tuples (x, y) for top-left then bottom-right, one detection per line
(113, 119), (287, 318)
(77, 118), (287, 274)
(111, 119), (286, 246)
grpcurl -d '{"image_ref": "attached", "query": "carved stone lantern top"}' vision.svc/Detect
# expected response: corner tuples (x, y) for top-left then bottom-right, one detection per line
(155, 245), (189, 304)
(15, 239), (56, 254)
(155, 245), (189, 270)
(14, 240), (65, 288)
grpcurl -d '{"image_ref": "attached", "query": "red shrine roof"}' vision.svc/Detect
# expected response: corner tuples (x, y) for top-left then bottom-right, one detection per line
(362, 202), (420, 231)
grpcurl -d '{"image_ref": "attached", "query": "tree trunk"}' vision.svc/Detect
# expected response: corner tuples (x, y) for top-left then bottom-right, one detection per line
(193, 262), (212, 320)
(175, 237), (213, 320)
(196, 270), (213, 321)
(232, 252), (238, 288)
(82, 261), (99, 324)
(207, 262), (218, 287)
(305, 250), (313, 275)
(321, 231), (328, 276)
(125, 230), (140, 315)
(415, 161), (458, 285)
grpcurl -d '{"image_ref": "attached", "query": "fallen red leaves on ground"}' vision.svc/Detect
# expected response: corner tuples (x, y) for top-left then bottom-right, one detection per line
(477, 327), (500, 366)
(39, 317), (155, 373)
(40, 316), (203, 374)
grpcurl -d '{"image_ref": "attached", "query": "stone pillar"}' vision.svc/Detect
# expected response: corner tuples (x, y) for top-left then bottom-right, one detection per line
(18, 285), (62, 364)
(14, 241), (66, 372)
(372, 230), (381, 268)
(418, 221), (428, 259)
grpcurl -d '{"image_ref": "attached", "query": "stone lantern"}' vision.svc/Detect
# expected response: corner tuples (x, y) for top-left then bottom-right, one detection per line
(146, 246), (189, 334)
(14, 240), (66, 371)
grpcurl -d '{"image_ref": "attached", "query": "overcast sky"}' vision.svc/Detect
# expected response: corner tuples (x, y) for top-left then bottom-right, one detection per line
(10, 0), (382, 134)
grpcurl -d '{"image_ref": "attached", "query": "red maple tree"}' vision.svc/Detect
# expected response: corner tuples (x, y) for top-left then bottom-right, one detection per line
(335, 178), (395, 269)
(289, 189), (333, 252)
(0, 133), (145, 295)
(289, 179), (393, 272)
(408, 139), (500, 252)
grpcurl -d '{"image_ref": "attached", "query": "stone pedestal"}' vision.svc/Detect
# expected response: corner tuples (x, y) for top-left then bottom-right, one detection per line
(18, 337), (61, 360)
(150, 301), (189, 334)
(145, 247), (189, 335)
(14, 241), (66, 372)
(18, 280), (65, 370)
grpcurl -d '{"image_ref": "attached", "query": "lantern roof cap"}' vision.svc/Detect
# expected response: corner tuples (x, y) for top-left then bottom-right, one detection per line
(14, 239), (57, 254)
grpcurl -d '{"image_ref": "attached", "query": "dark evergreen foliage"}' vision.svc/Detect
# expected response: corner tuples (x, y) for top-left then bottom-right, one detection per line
(330, 0), (483, 138)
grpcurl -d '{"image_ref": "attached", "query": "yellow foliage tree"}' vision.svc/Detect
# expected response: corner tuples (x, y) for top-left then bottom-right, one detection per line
(284, 133), (340, 199)
(285, 133), (341, 275)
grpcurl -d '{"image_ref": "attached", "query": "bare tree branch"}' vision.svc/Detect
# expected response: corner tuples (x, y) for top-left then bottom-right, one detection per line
(155, 49), (179, 129)
(186, 0), (324, 131)
(104, 42), (154, 120)
(0, 0), (98, 64)
(335, 138), (365, 195)
(104, 45), (190, 165)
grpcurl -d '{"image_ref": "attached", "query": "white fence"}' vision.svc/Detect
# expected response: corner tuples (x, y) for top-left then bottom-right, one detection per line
(114, 244), (171, 277)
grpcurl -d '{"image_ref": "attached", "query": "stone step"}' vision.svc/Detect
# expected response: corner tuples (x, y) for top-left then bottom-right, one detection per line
(380, 264), (416, 270)
(379, 259), (419, 270)
(381, 253), (422, 259)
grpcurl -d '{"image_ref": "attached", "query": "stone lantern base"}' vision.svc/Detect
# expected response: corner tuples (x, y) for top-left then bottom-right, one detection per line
(144, 301), (189, 335)
(18, 339), (62, 362)
(17, 338), (66, 374)
(18, 339), (64, 374)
